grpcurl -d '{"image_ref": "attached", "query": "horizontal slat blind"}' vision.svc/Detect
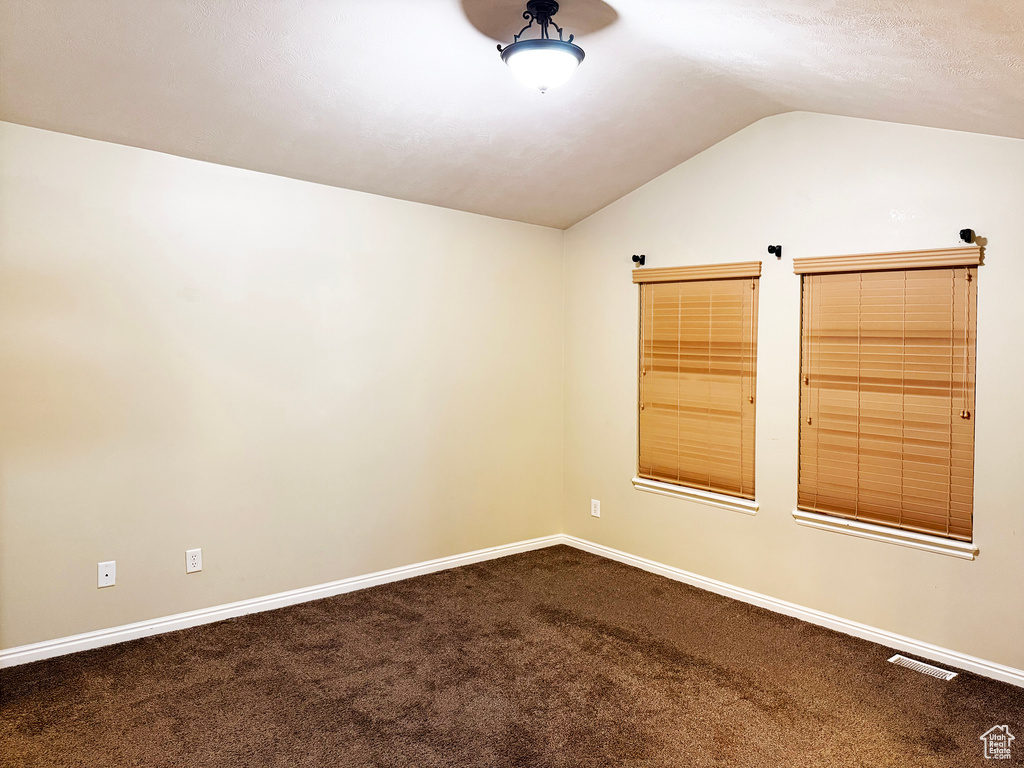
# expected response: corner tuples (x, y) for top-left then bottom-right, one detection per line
(798, 265), (977, 541)
(639, 276), (758, 499)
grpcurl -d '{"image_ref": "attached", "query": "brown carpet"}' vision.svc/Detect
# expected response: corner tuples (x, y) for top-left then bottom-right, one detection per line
(1, 545), (1022, 767)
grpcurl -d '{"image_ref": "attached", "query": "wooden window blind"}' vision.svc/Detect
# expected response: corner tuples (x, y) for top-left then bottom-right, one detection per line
(795, 246), (981, 542)
(635, 262), (761, 499)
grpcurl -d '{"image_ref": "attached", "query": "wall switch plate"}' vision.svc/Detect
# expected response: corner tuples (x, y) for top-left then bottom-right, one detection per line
(98, 561), (116, 588)
(186, 548), (202, 574)
(591, 499), (601, 518)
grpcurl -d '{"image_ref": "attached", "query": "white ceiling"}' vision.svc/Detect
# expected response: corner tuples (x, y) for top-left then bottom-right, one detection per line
(2, 0), (1023, 229)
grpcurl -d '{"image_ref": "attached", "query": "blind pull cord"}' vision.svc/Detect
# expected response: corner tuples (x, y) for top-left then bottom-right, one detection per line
(748, 279), (755, 404)
(639, 284), (646, 412)
(961, 268), (972, 420)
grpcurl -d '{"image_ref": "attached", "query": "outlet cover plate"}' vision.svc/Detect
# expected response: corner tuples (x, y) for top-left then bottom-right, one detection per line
(98, 561), (116, 588)
(186, 548), (202, 574)
(591, 499), (601, 518)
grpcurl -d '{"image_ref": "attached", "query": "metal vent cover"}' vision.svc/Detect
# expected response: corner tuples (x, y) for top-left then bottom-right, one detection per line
(888, 654), (958, 681)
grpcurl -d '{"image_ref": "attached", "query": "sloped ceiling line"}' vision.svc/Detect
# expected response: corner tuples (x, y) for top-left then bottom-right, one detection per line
(2, 0), (1022, 229)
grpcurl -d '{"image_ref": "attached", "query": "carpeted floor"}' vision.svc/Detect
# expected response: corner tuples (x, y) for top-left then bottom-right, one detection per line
(1, 545), (1022, 767)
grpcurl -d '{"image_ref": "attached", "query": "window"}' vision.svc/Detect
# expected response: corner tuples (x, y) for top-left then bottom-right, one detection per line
(633, 262), (760, 510)
(794, 247), (980, 555)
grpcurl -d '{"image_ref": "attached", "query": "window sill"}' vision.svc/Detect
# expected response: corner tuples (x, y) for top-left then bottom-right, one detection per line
(631, 477), (758, 516)
(792, 509), (978, 560)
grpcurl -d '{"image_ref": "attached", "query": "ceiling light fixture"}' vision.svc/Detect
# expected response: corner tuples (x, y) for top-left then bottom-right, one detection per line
(497, 0), (585, 93)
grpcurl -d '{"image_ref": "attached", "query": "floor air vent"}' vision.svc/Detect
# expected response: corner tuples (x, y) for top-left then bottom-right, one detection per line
(888, 654), (957, 681)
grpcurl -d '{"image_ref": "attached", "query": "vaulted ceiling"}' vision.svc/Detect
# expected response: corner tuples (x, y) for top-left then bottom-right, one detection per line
(2, 0), (1023, 228)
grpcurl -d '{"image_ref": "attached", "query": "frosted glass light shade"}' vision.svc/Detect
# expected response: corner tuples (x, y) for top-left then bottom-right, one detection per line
(500, 39), (584, 92)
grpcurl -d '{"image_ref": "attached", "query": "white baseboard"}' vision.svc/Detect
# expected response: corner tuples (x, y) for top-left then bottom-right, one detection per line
(4, 532), (1022, 689)
(0, 534), (562, 669)
(560, 535), (1024, 689)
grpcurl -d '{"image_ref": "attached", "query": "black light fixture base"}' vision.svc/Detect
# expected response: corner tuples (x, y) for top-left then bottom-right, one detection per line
(498, 0), (582, 52)
(526, 0), (560, 22)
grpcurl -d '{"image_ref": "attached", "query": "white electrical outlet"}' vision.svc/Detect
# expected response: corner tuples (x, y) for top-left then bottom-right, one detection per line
(591, 499), (601, 518)
(98, 561), (116, 588)
(186, 548), (202, 574)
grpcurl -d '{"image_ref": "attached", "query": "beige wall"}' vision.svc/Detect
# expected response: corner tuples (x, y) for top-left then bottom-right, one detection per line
(563, 112), (1024, 670)
(5, 112), (1024, 672)
(0, 122), (565, 649)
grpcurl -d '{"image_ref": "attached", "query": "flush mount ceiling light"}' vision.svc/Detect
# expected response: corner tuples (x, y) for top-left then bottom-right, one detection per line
(497, 0), (585, 93)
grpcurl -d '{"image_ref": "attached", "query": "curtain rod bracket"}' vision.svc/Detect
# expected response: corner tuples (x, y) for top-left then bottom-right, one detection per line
(631, 254), (646, 266)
